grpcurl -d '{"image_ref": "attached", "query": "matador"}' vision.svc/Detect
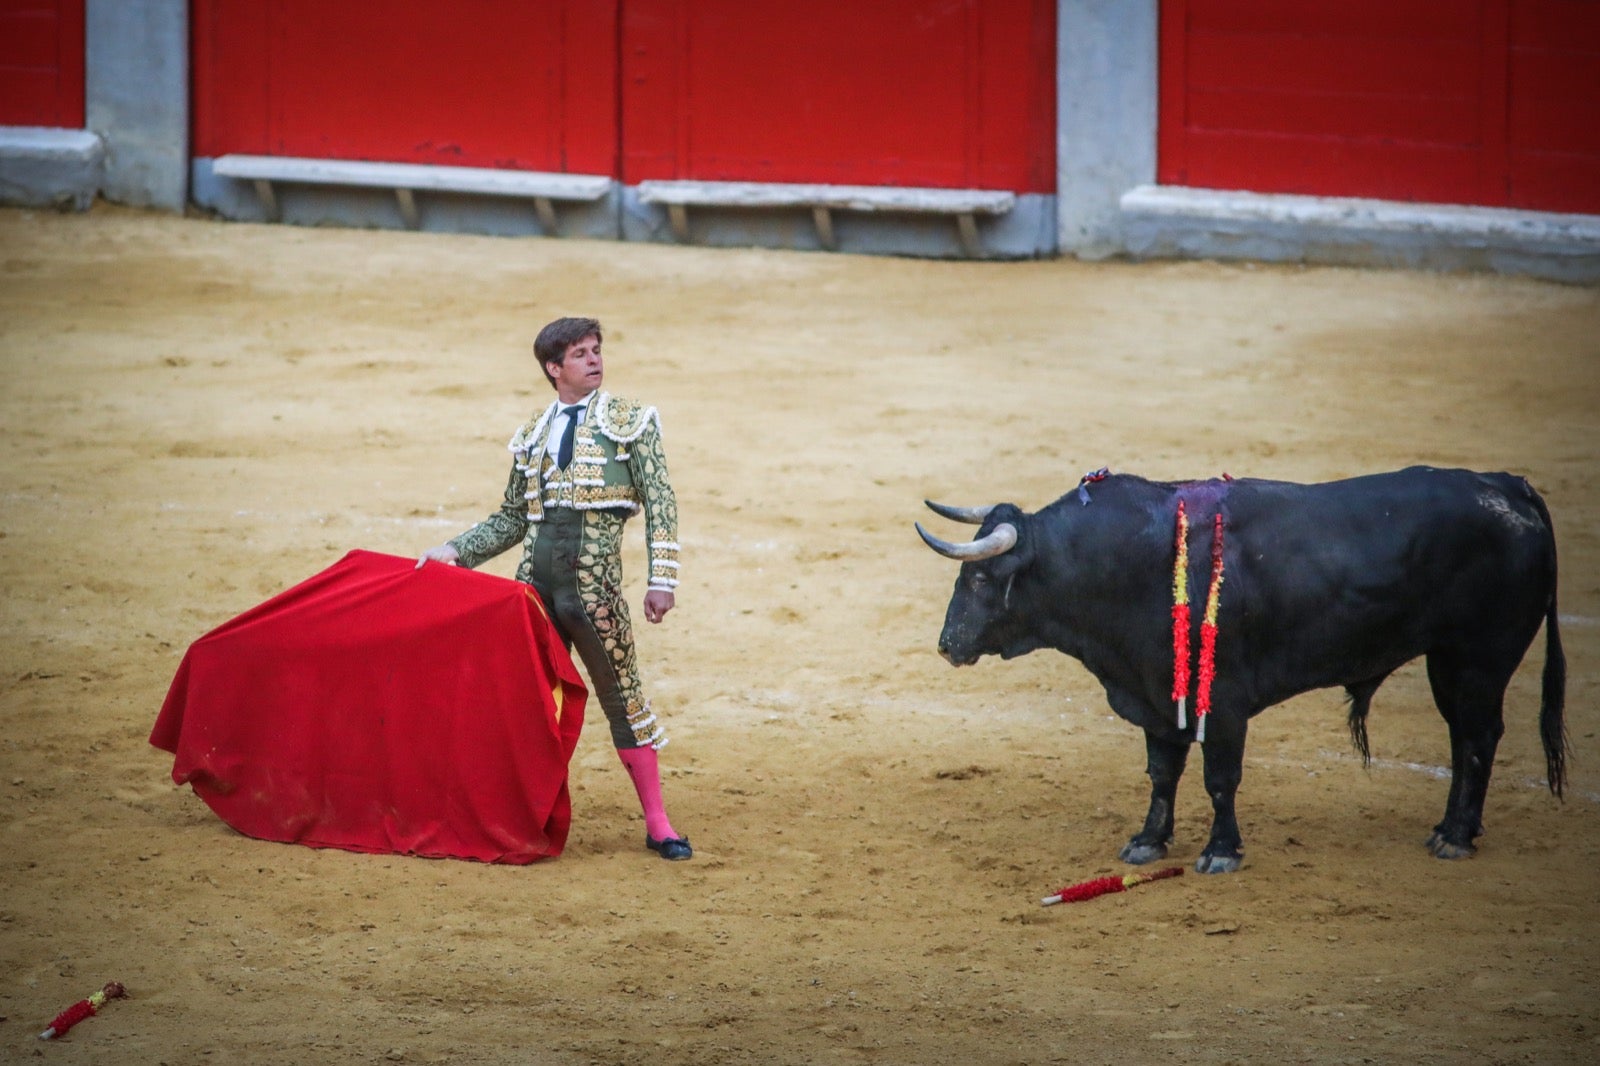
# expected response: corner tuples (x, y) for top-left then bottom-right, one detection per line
(418, 317), (691, 860)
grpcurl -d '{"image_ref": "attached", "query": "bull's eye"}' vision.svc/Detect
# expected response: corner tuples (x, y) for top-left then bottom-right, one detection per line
(969, 572), (989, 587)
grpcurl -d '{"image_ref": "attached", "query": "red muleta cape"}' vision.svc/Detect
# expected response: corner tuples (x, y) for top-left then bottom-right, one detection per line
(150, 550), (587, 863)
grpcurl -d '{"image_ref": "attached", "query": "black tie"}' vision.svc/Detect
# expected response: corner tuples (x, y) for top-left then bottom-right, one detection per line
(556, 404), (585, 469)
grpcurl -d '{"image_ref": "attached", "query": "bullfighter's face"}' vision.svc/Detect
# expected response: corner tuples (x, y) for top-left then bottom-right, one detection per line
(547, 332), (604, 402)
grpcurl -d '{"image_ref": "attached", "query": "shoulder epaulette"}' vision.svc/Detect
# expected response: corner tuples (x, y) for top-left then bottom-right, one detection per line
(594, 392), (661, 444)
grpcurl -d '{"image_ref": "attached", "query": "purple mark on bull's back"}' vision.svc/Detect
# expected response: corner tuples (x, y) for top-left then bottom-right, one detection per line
(1174, 476), (1232, 514)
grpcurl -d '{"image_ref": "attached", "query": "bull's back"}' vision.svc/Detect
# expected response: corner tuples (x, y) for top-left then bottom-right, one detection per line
(1222, 467), (1555, 695)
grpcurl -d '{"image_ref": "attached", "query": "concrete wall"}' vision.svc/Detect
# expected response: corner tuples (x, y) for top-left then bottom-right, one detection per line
(0, 127), (103, 210)
(86, 0), (188, 211)
(1056, 0), (1158, 259)
(1122, 185), (1600, 284)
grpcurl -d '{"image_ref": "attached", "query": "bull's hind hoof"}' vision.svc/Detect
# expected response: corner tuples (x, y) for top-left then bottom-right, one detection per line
(1194, 851), (1243, 874)
(1119, 839), (1168, 865)
(1426, 831), (1476, 860)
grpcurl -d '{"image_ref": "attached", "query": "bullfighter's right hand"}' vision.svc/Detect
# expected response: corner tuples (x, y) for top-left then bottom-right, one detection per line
(415, 543), (460, 569)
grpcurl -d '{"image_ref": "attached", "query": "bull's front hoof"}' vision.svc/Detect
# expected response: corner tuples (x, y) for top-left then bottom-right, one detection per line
(1194, 851), (1243, 874)
(1119, 839), (1168, 865)
(1426, 831), (1477, 860)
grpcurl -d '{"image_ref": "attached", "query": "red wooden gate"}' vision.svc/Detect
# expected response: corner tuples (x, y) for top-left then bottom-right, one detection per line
(191, 0), (617, 175)
(619, 0), (1056, 191)
(1159, 0), (1600, 215)
(191, 1), (1055, 194)
(0, 0), (84, 127)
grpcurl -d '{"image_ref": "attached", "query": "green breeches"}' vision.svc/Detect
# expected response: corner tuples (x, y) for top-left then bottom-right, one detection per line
(519, 508), (664, 750)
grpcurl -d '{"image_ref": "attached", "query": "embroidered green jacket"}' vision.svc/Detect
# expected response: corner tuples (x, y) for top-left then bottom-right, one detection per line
(450, 392), (680, 590)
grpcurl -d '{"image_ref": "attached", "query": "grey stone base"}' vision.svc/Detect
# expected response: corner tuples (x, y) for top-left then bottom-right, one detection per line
(191, 157), (620, 240)
(0, 127), (105, 210)
(191, 156), (1053, 257)
(182, 158), (1600, 280)
(621, 187), (1056, 259)
(1122, 185), (1600, 284)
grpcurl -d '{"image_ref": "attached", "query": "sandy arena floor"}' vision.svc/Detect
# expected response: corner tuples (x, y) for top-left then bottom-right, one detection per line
(2, 205), (1598, 1064)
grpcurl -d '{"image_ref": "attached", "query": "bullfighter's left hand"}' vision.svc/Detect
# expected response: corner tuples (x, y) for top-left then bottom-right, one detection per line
(643, 589), (675, 624)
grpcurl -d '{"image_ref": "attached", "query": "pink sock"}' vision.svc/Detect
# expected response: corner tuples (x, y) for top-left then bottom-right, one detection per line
(617, 746), (678, 841)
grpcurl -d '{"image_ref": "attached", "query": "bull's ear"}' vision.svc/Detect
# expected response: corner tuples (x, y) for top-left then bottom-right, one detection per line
(988, 546), (1029, 580)
(983, 517), (1033, 579)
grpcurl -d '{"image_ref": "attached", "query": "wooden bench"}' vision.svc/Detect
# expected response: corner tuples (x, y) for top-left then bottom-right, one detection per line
(212, 154), (613, 234)
(635, 179), (1016, 256)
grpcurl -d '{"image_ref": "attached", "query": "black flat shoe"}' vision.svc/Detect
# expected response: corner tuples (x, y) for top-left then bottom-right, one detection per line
(645, 834), (693, 861)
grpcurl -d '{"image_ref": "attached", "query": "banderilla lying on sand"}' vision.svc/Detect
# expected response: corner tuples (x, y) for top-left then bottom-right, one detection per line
(39, 981), (127, 1040)
(1042, 866), (1184, 906)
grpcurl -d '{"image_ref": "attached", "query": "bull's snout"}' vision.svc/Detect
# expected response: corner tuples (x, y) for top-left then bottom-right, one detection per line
(937, 632), (976, 667)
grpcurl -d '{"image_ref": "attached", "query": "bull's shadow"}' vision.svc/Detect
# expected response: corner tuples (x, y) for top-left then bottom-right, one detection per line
(917, 466), (1566, 874)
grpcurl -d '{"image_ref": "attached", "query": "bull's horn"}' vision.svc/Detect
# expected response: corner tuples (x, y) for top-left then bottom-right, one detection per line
(916, 521), (1018, 561)
(923, 500), (994, 525)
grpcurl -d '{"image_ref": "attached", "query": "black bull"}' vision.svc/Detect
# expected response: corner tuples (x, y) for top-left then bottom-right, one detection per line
(917, 467), (1566, 874)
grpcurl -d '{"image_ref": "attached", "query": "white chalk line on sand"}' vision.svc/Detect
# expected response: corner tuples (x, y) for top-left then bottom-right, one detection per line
(895, 693), (1593, 803)
(153, 503), (801, 544)
(149, 502), (468, 528)
(1309, 749), (1599, 804)
(0, 494), (470, 530)
(693, 688), (1599, 805)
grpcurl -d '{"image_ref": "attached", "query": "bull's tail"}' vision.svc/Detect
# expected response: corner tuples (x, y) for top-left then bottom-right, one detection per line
(1542, 606), (1567, 798)
(1526, 482), (1567, 799)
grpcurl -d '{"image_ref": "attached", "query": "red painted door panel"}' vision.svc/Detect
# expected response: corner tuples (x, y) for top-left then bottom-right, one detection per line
(191, 1), (617, 173)
(1507, 0), (1600, 213)
(0, 0), (84, 127)
(621, 0), (1055, 190)
(192, 2), (1053, 192)
(1160, 0), (1600, 214)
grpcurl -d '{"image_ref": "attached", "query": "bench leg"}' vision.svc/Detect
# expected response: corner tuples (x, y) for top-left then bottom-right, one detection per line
(395, 188), (420, 230)
(956, 212), (981, 257)
(251, 179), (279, 223)
(534, 196), (559, 236)
(667, 203), (690, 242)
(811, 206), (836, 251)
